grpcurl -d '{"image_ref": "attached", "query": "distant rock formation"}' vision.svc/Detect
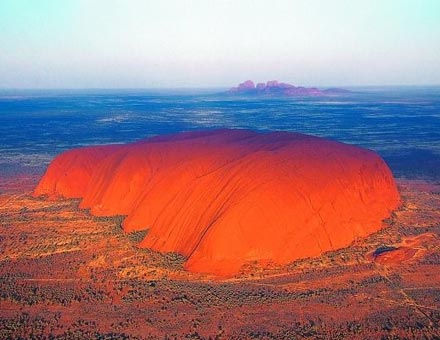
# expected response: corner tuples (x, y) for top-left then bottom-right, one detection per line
(227, 80), (349, 96)
(34, 129), (400, 277)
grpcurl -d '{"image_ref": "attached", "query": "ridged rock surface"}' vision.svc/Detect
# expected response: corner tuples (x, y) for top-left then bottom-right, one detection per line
(34, 129), (400, 276)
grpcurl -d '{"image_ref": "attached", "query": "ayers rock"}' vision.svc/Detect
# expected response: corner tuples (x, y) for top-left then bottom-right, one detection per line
(34, 129), (400, 276)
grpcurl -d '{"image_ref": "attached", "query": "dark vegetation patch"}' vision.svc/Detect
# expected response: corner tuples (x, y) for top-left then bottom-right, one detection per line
(373, 246), (399, 257)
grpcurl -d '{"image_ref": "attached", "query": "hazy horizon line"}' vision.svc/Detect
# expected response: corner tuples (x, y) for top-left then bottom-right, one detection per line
(1, 83), (440, 91)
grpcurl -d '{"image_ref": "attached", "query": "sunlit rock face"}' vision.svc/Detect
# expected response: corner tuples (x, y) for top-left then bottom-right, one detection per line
(34, 129), (400, 276)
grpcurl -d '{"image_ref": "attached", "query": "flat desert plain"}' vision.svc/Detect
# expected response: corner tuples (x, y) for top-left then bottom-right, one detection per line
(0, 176), (439, 339)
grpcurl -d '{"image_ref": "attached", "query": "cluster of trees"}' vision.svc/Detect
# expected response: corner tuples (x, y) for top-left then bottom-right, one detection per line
(119, 277), (334, 309)
(0, 280), (111, 306)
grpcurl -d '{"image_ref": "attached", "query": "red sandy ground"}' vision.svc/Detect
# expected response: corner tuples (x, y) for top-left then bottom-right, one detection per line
(0, 173), (439, 339)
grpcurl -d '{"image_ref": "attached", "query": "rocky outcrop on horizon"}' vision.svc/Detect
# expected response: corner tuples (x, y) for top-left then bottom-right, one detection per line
(227, 80), (350, 96)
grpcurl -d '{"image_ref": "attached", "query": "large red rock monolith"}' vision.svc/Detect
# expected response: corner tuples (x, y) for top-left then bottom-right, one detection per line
(34, 130), (400, 276)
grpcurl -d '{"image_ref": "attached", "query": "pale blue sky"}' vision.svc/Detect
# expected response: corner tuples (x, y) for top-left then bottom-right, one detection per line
(0, 0), (439, 88)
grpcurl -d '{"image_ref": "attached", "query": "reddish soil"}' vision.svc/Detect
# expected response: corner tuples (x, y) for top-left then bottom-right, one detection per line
(0, 174), (439, 339)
